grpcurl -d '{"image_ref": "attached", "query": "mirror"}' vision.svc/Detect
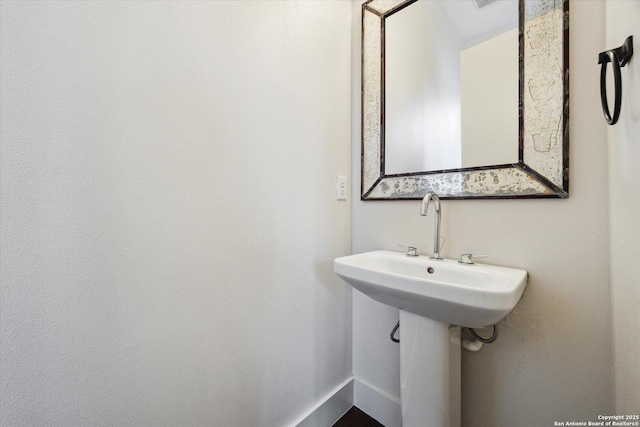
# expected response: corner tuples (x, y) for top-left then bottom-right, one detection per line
(385, 0), (519, 173)
(361, 0), (569, 200)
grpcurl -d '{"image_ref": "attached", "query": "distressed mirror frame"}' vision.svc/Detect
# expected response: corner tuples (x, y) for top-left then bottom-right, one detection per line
(361, 0), (569, 200)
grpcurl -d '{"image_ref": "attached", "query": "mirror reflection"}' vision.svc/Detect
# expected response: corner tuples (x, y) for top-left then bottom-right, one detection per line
(385, 0), (519, 174)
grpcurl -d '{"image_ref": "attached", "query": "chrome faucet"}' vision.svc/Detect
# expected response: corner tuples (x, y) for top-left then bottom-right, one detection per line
(420, 192), (443, 260)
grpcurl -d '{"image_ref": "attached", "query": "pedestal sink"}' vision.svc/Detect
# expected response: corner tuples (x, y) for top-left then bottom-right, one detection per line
(334, 250), (527, 427)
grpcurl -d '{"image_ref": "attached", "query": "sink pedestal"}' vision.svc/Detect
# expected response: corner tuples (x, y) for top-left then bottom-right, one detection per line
(399, 310), (461, 427)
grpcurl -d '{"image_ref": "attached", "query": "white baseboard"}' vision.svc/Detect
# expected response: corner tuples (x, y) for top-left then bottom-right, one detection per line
(292, 377), (354, 427)
(290, 376), (401, 427)
(353, 378), (401, 427)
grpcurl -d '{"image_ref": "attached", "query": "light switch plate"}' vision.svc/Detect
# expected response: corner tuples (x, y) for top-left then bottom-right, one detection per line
(336, 176), (347, 200)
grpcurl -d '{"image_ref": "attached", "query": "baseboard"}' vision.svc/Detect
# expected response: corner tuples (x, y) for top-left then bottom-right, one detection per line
(289, 376), (401, 427)
(291, 377), (354, 427)
(353, 378), (401, 427)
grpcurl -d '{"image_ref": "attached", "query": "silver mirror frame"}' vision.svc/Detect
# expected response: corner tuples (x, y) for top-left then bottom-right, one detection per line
(361, 0), (569, 200)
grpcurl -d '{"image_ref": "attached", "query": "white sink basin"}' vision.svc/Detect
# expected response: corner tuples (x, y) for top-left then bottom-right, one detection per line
(334, 250), (527, 327)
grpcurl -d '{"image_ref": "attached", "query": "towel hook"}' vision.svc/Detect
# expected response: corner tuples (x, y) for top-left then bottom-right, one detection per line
(598, 36), (633, 125)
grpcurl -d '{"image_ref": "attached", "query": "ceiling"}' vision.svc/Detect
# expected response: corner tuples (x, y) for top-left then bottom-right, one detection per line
(438, 0), (518, 48)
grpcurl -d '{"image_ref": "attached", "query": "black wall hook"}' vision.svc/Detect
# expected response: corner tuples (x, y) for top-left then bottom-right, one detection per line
(598, 36), (634, 125)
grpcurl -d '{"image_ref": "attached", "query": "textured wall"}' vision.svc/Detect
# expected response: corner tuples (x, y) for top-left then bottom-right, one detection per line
(0, 2), (352, 426)
(351, 0), (613, 425)
(606, 0), (640, 414)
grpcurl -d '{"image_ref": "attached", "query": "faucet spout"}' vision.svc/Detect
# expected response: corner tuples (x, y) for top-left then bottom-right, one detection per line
(420, 192), (443, 260)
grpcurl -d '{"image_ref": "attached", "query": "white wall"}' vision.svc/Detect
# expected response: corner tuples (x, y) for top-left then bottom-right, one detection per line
(0, 2), (352, 426)
(385, 0), (463, 174)
(606, 0), (640, 414)
(461, 28), (519, 168)
(351, 1), (613, 425)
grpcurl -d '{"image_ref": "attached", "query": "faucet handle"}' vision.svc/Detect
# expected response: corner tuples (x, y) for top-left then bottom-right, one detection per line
(458, 253), (488, 265)
(398, 244), (419, 257)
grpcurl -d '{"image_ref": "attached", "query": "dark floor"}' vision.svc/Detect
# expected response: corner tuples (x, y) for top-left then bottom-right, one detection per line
(332, 406), (385, 427)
